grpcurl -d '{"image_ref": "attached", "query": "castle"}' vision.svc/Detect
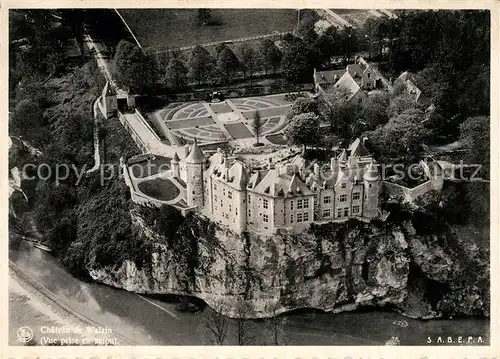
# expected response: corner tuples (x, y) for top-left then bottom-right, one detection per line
(170, 137), (381, 234)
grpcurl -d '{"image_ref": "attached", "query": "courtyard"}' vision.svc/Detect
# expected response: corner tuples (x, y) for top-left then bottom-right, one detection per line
(153, 93), (309, 145)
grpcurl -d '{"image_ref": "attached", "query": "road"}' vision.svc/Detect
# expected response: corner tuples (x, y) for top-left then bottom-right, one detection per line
(9, 237), (489, 346)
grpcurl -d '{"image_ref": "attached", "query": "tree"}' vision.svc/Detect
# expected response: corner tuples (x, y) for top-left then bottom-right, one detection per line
(264, 304), (287, 345)
(360, 92), (390, 129)
(366, 109), (429, 163)
(188, 45), (214, 85)
(10, 99), (43, 135)
(315, 26), (339, 66)
(252, 111), (263, 146)
(321, 86), (361, 143)
(197, 9), (212, 26)
(238, 43), (259, 80)
(164, 55), (188, 92)
(387, 92), (419, 118)
(234, 299), (255, 345)
(259, 39), (282, 76)
(284, 112), (321, 152)
(201, 299), (229, 345)
(286, 97), (321, 121)
(459, 116), (489, 178)
(216, 47), (240, 85)
(113, 40), (156, 93)
(281, 40), (313, 87)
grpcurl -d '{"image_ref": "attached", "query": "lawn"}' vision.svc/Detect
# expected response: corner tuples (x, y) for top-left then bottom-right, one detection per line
(224, 122), (254, 139)
(137, 178), (180, 201)
(118, 9), (297, 50)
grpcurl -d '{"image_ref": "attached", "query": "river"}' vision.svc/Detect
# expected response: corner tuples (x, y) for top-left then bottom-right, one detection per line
(9, 237), (489, 346)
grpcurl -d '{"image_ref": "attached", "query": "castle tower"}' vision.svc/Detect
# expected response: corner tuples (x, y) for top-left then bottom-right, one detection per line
(102, 81), (117, 118)
(171, 152), (180, 178)
(362, 161), (380, 219)
(184, 141), (205, 208)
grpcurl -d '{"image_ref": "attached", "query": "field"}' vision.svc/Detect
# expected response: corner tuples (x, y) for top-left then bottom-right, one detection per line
(118, 9), (297, 50)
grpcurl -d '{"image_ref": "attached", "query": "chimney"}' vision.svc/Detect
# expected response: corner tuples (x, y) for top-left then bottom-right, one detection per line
(314, 163), (320, 178)
(331, 157), (338, 171)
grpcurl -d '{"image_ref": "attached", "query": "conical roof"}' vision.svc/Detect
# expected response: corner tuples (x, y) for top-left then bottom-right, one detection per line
(338, 149), (347, 162)
(184, 141), (205, 164)
(171, 152), (180, 163)
(102, 81), (116, 97)
(363, 161), (379, 181)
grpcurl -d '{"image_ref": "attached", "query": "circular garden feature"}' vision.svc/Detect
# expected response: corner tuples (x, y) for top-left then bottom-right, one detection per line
(137, 178), (180, 201)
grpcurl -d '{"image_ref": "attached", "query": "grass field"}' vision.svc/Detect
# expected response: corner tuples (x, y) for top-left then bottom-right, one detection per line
(118, 9), (297, 50)
(137, 178), (180, 201)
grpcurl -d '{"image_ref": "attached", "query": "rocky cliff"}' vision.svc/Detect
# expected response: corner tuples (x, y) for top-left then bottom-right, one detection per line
(88, 211), (489, 319)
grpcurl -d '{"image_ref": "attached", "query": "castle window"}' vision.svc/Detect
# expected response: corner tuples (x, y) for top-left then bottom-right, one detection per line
(229, 205), (232, 212)
(214, 184), (217, 191)
(353, 205), (360, 214)
(296, 213), (303, 222)
(369, 183), (373, 189)
(221, 200), (223, 207)
(344, 208), (349, 217)
(248, 195), (251, 203)
(353, 192), (360, 200)
(192, 191), (195, 195)
(303, 199), (309, 209)
(223, 188), (226, 196)
(290, 213), (294, 223)
(303, 212), (309, 222)
(228, 191), (232, 199)
(290, 200), (294, 210)
(297, 199), (303, 209)
(323, 209), (331, 218)
(263, 199), (269, 209)
(235, 207), (238, 216)
(263, 214), (269, 222)
(323, 196), (331, 204)
(339, 194), (347, 202)
(248, 210), (251, 217)
(214, 195), (217, 202)
(341, 183), (347, 189)
(337, 208), (342, 218)
(368, 73), (371, 78)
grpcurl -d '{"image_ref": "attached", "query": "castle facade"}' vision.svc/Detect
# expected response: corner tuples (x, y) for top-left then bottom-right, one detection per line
(173, 138), (381, 234)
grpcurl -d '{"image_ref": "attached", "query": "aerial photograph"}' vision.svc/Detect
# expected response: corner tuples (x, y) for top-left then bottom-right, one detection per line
(8, 8), (490, 346)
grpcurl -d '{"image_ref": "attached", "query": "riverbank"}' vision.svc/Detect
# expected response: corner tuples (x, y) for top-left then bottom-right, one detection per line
(10, 238), (489, 346)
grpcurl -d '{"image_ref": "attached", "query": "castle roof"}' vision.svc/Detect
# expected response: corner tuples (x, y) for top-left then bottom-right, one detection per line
(184, 141), (205, 164)
(337, 149), (348, 162)
(171, 152), (180, 163)
(251, 169), (313, 198)
(348, 138), (370, 157)
(102, 81), (116, 97)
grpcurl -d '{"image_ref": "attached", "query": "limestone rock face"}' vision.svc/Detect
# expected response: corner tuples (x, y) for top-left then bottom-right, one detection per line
(88, 214), (489, 319)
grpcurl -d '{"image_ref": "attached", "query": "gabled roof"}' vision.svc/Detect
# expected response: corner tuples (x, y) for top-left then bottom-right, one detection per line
(184, 141), (205, 164)
(171, 152), (180, 163)
(102, 81), (116, 97)
(347, 64), (364, 79)
(227, 161), (247, 191)
(348, 138), (370, 157)
(251, 169), (313, 197)
(314, 69), (347, 86)
(335, 71), (363, 100)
